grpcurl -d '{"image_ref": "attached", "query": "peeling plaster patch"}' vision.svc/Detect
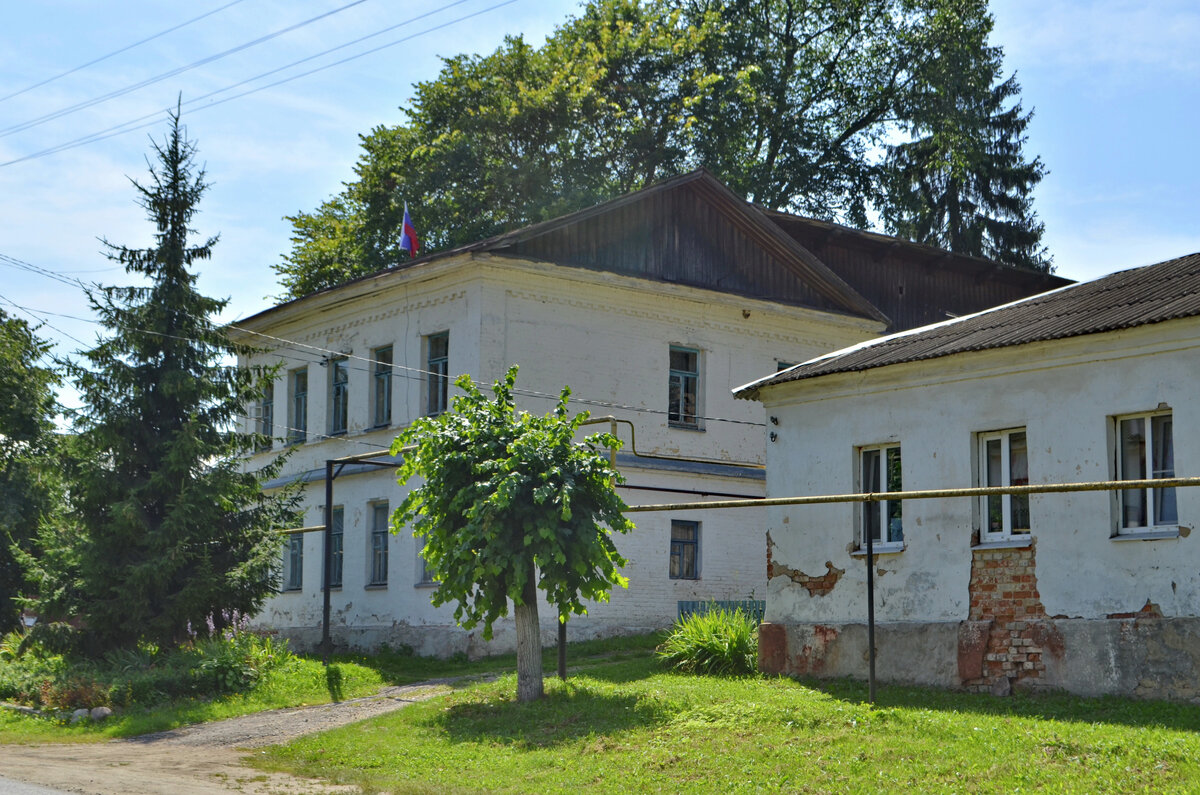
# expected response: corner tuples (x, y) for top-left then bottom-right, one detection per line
(1107, 599), (1164, 619)
(1180, 525), (1191, 538)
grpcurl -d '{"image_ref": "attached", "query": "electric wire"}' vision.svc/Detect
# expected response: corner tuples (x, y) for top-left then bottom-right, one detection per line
(1, 0), (518, 167)
(0, 0), (248, 104)
(1, 252), (767, 427)
(0, 0), (371, 139)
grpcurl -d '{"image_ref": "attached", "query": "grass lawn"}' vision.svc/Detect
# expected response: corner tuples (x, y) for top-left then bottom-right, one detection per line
(0, 634), (657, 744)
(254, 650), (1200, 794)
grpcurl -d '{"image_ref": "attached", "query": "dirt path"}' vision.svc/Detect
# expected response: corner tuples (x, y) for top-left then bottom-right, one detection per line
(1, 679), (461, 795)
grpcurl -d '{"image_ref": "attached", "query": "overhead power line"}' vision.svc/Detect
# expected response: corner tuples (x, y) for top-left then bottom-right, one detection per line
(0, 0), (520, 168)
(0, 0), (371, 139)
(0, 0), (248, 105)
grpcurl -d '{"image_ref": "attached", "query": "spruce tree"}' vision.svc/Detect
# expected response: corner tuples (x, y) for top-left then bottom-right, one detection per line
(883, 0), (1050, 271)
(59, 109), (295, 652)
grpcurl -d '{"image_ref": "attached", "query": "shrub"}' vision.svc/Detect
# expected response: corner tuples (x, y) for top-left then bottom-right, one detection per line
(656, 606), (759, 676)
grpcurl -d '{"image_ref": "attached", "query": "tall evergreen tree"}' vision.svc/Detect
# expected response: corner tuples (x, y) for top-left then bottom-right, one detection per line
(0, 311), (59, 635)
(46, 110), (295, 652)
(882, 0), (1049, 270)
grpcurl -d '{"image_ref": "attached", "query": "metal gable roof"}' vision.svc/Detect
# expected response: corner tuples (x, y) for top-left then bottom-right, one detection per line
(736, 251), (1200, 398)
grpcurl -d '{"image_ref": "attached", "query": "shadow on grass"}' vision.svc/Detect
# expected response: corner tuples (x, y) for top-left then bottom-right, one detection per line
(429, 679), (668, 749)
(792, 675), (1200, 733)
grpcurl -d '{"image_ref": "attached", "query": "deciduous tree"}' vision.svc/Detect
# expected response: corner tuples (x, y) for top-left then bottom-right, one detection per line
(392, 367), (632, 702)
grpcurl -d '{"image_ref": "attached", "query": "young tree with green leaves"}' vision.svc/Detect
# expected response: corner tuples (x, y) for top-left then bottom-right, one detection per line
(0, 311), (60, 635)
(882, 0), (1049, 270)
(392, 367), (633, 702)
(34, 109), (296, 653)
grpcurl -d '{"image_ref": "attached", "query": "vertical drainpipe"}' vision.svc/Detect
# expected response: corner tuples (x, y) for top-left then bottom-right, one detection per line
(322, 459), (334, 665)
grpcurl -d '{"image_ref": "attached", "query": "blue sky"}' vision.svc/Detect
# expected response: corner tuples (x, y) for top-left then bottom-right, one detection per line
(1, 0), (1198, 390)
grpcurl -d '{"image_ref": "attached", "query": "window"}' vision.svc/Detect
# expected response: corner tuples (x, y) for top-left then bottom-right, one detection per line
(861, 444), (903, 547)
(426, 332), (449, 416)
(256, 381), (274, 452)
(1117, 411), (1176, 531)
(416, 536), (435, 585)
(288, 368), (307, 444)
(284, 534), (303, 591)
(668, 346), (700, 428)
(369, 502), (389, 586)
(669, 520), (699, 579)
(329, 357), (348, 435)
(373, 346), (393, 428)
(978, 429), (1030, 539)
(327, 506), (344, 588)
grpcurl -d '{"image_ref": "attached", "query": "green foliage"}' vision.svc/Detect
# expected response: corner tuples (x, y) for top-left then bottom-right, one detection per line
(0, 624), (293, 711)
(0, 310), (61, 635)
(656, 606), (759, 675)
(276, 0), (1049, 298)
(882, 0), (1049, 270)
(27, 108), (298, 653)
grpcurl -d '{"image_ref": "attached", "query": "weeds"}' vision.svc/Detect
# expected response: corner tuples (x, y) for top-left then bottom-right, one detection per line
(656, 606), (758, 676)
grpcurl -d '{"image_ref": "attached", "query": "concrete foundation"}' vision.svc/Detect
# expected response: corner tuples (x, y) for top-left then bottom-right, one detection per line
(760, 617), (1200, 702)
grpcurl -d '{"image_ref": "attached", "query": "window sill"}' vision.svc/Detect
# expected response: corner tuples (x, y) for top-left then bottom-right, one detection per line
(1112, 527), (1181, 542)
(973, 536), (1033, 551)
(851, 543), (905, 558)
(668, 423), (706, 433)
(414, 581), (438, 589)
(669, 576), (700, 581)
(281, 587), (303, 593)
(365, 583), (389, 590)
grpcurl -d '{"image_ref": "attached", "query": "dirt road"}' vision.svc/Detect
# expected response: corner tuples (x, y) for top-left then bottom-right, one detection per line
(1, 680), (456, 795)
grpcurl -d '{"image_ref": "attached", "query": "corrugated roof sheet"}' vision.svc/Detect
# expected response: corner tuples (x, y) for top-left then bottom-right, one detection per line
(736, 251), (1200, 397)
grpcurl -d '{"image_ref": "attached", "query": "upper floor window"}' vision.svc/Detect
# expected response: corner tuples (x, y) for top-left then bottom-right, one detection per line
(669, 519), (699, 579)
(256, 381), (274, 452)
(373, 346), (393, 428)
(978, 428), (1030, 540)
(1117, 411), (1176, 532)
(288, 368), (307, 444)
(668, 346), (700, 429)
(369, 502), (390, 587)
(425, 332), (449, 416)
(329, 357), (349, 435)
(860, 444), (903, 547)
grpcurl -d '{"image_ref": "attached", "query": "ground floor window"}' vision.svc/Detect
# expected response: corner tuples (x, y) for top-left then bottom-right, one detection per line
(284, 534), (303, 591)
(860, 444), (903, 546)
(369, 502), (389, 586)
(670, 520), (699, 579)
(1117, 411), (1176, 531)
(978, 428), (1031, 539)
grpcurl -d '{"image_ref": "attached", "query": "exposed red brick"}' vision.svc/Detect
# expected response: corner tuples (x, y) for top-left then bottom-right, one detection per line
(1106, 599), (1164, 620)
(758, 622), (788, 674)
(966, 540), (1050, 691)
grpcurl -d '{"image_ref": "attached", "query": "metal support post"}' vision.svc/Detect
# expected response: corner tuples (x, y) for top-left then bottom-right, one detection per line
(321, 459), (334, 665)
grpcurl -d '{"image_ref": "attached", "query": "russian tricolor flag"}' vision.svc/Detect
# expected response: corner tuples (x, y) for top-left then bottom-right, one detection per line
(400, 203), (420, 257)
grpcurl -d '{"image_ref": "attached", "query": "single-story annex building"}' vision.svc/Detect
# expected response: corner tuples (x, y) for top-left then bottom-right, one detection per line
(736, 251), (1200, 700)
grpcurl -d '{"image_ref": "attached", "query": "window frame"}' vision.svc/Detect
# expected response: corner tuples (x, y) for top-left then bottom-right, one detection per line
(326, 505), (344, 589)
(415, 535), (436, 586)
(368, 501), (390, 587)
(256, 380), (274, 452)
(284, 533), (303, 591)
(288, 368), (307, 445)
(977, 427), (1031, 541)
(669, 519), (700, 580)
(668, 346), (702, 430)
(329, 357), (349, 435)
(372, 345), (393, 428)
(858, 443), (904, 549)
(425, 332), (449, 417)
(1115, 410), (1177, 534)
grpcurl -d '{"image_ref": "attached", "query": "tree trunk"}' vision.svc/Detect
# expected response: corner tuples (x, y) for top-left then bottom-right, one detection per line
(514, 564), (544, 702)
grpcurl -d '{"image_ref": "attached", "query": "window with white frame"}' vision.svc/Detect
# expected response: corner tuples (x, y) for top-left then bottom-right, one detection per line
(326, 506), (344, 588)
(1116, 411), (1176, 532)
(284, 533), (303, 591)
(978, 428), (1030, 539)
(288, 368), (307, 444)
(425, 332), (449, 416)
(415, 535), (435, 585)
(372, 345), (393, 428)
(368, 502), (389, 586)
(255, 380), (274, 452)
(669, 520), (699, 579)
(860, 444), (903, 547)
(668, 346), (701, 429)
(329, 357), (349, 435)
